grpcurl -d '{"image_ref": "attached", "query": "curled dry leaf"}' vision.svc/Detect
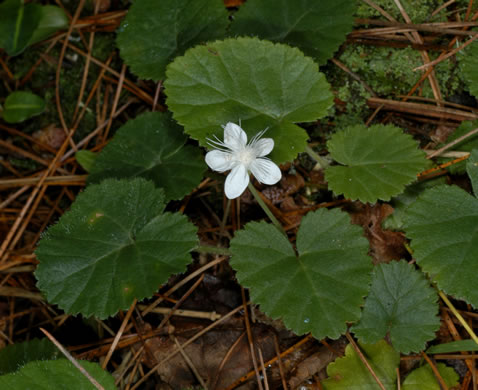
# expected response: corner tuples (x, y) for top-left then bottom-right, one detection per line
(348, 202), (408, 264)
(32, 124), (66, 151)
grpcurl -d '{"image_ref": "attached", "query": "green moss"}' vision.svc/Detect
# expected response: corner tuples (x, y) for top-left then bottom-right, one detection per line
(334, 44), (463, 102)
(6, 32), (121, 141)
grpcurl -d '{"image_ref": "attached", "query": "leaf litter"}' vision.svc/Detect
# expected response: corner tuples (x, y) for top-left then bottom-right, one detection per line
(0, 0), (477, 388)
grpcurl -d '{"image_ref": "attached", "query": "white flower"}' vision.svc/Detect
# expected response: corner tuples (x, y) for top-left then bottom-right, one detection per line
(205, 122), (282, 199)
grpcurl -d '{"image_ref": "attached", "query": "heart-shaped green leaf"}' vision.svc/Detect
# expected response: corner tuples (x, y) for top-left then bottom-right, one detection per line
(0, 0), (41, 56)
(230, 0), (356, 65)
(325, 124), (427, 203)
(0, 360), (116, 390)
(2, 91), (45, 124)
(403, 363), (459, 390)
(165, 37), (334, 163)
(404, 185), (478, 308)
(466, 149), (478, 197)
(88, 112), (206, 201)
(461, 41), (478, 99)
(230, 208), (372, 340)
(322, 340), (399, 390)
(352, 260), (440, 354)
(116, 0), (228, 81)
(0, 339), (60, 375)
(35, 178), (198, 318)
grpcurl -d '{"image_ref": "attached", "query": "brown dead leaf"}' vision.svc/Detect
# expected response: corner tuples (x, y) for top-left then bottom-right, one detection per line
(348, 202), (408, 264)
(141, 318), (275, 389)
(288, 344), (342, 389)
(32, 125), (66, 151)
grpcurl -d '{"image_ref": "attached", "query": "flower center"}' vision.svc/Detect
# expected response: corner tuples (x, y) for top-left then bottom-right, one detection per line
(236, 146), (256, 168)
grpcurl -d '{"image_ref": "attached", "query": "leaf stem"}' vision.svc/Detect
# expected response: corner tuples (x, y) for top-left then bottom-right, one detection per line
(193, 245), (231, 256)
(305, 145), (329, 169)
(247, 181), (286, 237)
(220, 198), (231, 234)
(439, 290), (478, 345)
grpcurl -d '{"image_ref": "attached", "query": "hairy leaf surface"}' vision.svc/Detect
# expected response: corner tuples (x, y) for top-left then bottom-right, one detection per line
(116, 0), (228, 80)
(88, 112), (206, 201)
(230, 0), (356, 64)
(0, 360), (116, 389)
(0, 339), (60, 375)
(35, 178), (197, 318)
(165, 37), (334, 163)
(230, 208), (371, 339)
(352, 260), (440, 353)
(466, 149), (478, 197)
(325, 124), (427, 203)
(404, 185), (478, 307)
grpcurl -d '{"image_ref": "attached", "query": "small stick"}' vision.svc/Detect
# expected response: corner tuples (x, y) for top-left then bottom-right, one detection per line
(172, 335), (209, 390)
(102, 299), (137, 369)
(345, 332), (386, 390)
(40, 328), (105, 390)
(421, 351), (449, 390)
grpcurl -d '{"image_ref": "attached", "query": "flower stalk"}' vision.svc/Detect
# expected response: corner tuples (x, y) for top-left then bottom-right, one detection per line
(247, 181), (286, 237)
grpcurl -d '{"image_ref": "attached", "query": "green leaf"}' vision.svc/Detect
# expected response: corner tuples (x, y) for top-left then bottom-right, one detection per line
(382, 177), (446, 231)
(462, 41), (478, 99)
(75, 150), (96, 173)
(28, 5), (68, 46)
(0, 339), (60, 375)
(165, 37), (334, 163)
(88, 112), (206, 201)
(35, 178), (198, 318)
(0, 0), (41, 56)
(2, 91), (45, 123)
(466, 149), (478, 197)
(352, 260), (440, 354)
(322, 340), (400, 390)
(230, 208), (372, 340)
(402, 363), (459, 390)
(427, 339), (478, 354)
(325, 124), (427, 203)
(116, 0), (228, 81)
(0, 359), (116, 390)
(437, 120), (478, 174)
(230, 0), (356, 65)
(404, 185), (478, 308)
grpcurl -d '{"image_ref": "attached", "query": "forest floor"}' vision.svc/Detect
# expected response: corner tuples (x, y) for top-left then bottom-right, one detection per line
(0, 0), (478, 389)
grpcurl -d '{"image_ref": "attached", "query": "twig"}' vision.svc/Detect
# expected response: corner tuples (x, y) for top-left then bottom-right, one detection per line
(242, 287), (264, 390)
(345, 332), (386, 390)
(421, 352), (449, 390)
(40, 328), (105, 390)
(427, 127), (478, 158)
(414, 33), (478, 71)
(130, 304), (246, 390)
(102, 299), (137, 369)
(171, 335), (209, 390)
(439, 291), (478, 345)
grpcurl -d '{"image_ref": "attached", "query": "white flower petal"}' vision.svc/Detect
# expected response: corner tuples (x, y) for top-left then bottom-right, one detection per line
(223, 122), (247, 150)
(205, 150), (234, 172)
(250, 158), (282, 185)
(225, 164), (249, 199)
(253, 138), (274, 157)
